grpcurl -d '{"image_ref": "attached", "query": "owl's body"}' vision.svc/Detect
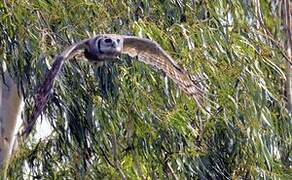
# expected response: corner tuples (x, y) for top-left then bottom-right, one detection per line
(24, 34), (205, 135)
(84, 34), (203, 102)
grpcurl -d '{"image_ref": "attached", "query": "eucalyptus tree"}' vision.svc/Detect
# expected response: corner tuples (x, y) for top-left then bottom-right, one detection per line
(0, 0), (291, 179)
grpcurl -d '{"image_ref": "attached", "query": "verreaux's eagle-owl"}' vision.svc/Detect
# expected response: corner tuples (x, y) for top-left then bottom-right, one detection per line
(24, 34), (205, 135)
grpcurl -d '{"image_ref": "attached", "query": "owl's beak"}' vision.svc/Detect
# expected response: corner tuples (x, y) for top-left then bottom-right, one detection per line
(113, 41), (122, 52)
(112, 41), (118, 48)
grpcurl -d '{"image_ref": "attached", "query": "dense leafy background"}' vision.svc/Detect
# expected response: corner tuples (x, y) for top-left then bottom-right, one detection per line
(1, 0), (291, 179)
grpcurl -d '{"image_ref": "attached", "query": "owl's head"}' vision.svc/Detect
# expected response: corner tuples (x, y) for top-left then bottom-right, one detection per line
(99, 35), (123, 54)
(84, 35), (123, 62)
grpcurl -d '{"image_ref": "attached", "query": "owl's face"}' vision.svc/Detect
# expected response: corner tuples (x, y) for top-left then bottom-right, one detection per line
(98, 36), (123, 55)
(84, 35), (123, 62)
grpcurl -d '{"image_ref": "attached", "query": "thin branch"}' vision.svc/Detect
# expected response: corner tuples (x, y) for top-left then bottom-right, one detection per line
(132, 149), (145, 180)
(167, 162), (179, 180)
(111, 133), (126, 180)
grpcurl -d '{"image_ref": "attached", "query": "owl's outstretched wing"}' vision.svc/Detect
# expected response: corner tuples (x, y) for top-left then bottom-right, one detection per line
(24, 34), (207, 136)
(23, 39), (89, 136)
(121, 36), (204, 105)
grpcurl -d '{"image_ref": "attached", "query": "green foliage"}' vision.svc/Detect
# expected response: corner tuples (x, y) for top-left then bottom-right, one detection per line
(1, 0), (291, 179)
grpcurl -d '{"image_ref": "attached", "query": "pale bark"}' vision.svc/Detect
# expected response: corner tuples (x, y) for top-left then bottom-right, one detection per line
(0, 66), (23, 169)
(284, 0), (292, 113)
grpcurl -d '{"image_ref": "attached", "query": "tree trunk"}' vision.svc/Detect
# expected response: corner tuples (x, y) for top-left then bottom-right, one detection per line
(284, 0), (292, 113)
(0, 65), (23, 169)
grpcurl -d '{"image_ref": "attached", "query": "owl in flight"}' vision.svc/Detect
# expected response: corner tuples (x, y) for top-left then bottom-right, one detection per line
(24, 34), (205, 135)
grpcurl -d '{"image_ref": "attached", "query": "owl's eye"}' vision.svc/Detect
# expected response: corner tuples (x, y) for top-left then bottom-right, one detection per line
(104, 38), (112, 43)
(117, 39), (120, 43)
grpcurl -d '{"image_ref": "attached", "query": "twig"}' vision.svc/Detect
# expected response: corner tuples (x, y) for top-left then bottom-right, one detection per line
(111, 133), (126, 180)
